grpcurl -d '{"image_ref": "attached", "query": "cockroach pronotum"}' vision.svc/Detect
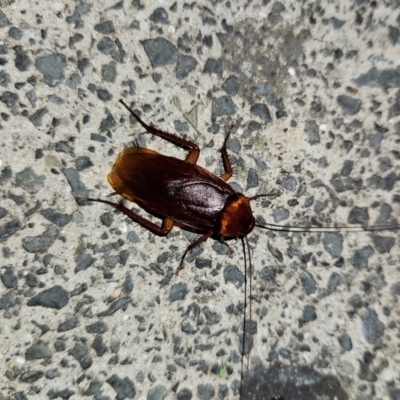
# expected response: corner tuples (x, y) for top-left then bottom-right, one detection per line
(76, 99), (398, 399)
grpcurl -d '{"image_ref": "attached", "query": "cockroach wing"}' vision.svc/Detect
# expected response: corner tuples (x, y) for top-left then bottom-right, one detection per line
(107, 147), (236, 232)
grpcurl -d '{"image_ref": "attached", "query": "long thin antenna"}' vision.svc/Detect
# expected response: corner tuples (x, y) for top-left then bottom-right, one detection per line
(240, 236), (252, 400)
(245, 236), (252, 399)
(255, 221), (399, 233)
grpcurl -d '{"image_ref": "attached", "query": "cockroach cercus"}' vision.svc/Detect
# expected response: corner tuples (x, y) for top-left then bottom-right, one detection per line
(76, 99), (399, 399)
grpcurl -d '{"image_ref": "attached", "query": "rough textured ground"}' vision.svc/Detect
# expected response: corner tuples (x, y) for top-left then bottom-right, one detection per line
(0, 1), (400, 400)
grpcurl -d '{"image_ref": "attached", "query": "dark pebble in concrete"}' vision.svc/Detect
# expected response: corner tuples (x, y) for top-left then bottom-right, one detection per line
(348, 206), (369, 225)
(15, 166), (45, 194)
(170, 283), (189, 302)
(222, 75), (240, 95)
(246, 168), (259, 189)
(211, 96), (237, 118)
(327, 272), (340, 294)
(250, 103), (272, 123)
(259, 266), (276, 281)
(94, 20), (115, 34)
(86, 321), (108, 334)
(35, 53), (67, 87)
(25, 340), (52, 360)
(123, 274), (134, 294)
(197, 383), (215, 400)
(75, 156), (93, 171)
(0, 10), (11, 27)
(40, 208), (71, 227)
(353, 66), (400, 88)
(75, 253), (96, 273)
(148, 385), (168, 400)
(47, 388), (75, 399)
(371, 235), (395, 254)
(97, 88), (112, 101)
(69, 341), (88, 360)
(92, 335), (108, 357)
(300, 271), (316, 295)
(19, 370), (44, 383)
(27, 285), (69, 309)
(176, 55), (197, 80)
(28, 107), (48, 127)
(224, 265), (244, 288)
(97, 297), (131, 317)
(351, 245), (374, 268)
(14, 47), (31, 72)
(142, 37), (179, 68)
(106, 375), (136, 399)
(0, 70), (11, 87)
(0, 90), (18, 107)
(101, 60), (117, 83)
(66, 73), (81, 89)
(0, 293), (16, 309)
(272, 206), (289, 222)
(338, 334), (352, 351)
(304, 120), (320, 144)
(174, 120), (189, 132)
(303, 305), (317, 322)
(1, 268), (17, 288)
(22, 226), (58, 253)
(336, 95), (361, 115)
(177, 387), (193, 400)
(392, 282), (400, 295)
(97, 36), (115, 55)
(204, 58), (223, 78)
(58, 318), (79, 332)
(62, 167), (91, 198)
(322, 232), (343, 258)
(149, 8), (169, 24)
(361, 308), (384, 344)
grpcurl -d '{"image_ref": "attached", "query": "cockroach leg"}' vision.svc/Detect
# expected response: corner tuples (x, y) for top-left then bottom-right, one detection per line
(247, 192), (282, 202)
(175, 231), (213, 275)
(220, 124), (235, 181)
(118, 99), (200, 165)
(75, 197), (173, 236)
(106, 192), (118, 197)
(220, 239), (235, 255)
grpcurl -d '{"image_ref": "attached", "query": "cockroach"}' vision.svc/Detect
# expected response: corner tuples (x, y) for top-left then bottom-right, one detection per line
(76, 99), (398, 400)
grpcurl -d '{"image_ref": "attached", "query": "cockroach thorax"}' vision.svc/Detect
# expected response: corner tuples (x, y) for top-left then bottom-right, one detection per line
(216, 193), (255, 238)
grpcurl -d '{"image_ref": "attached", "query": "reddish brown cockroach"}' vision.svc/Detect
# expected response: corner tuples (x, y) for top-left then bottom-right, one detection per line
(77, 99), (398, 400)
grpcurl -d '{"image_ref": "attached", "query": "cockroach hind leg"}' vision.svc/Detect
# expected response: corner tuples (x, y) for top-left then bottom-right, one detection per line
(106, 192), (118, 197)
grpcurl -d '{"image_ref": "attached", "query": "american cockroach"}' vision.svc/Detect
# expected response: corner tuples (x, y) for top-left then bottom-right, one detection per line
(76, 99), (398, 400)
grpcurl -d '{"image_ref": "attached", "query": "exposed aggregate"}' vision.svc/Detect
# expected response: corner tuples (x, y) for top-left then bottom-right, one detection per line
(0, 1), (400, 400)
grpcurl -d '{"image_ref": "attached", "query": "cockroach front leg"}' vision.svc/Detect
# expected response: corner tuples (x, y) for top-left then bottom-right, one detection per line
(219, 124), (235, 181)
(119, 99), (200, 165)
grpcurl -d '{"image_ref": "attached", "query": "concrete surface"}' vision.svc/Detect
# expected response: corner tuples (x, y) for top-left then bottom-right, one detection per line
(0, 1), (400, 399)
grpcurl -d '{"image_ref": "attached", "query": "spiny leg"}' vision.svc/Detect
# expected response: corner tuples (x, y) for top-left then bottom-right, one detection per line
(76, 197), (174, 236)
(119, 99), (200, 165)
(247, 192), (281, 202)
(220, 123), (235, 181)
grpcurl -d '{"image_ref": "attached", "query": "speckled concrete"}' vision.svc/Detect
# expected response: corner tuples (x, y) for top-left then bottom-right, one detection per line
(0, 1), (399, 400)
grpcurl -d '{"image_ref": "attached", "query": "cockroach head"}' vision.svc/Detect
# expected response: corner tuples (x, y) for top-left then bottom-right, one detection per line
(215, 193), (255, 239)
